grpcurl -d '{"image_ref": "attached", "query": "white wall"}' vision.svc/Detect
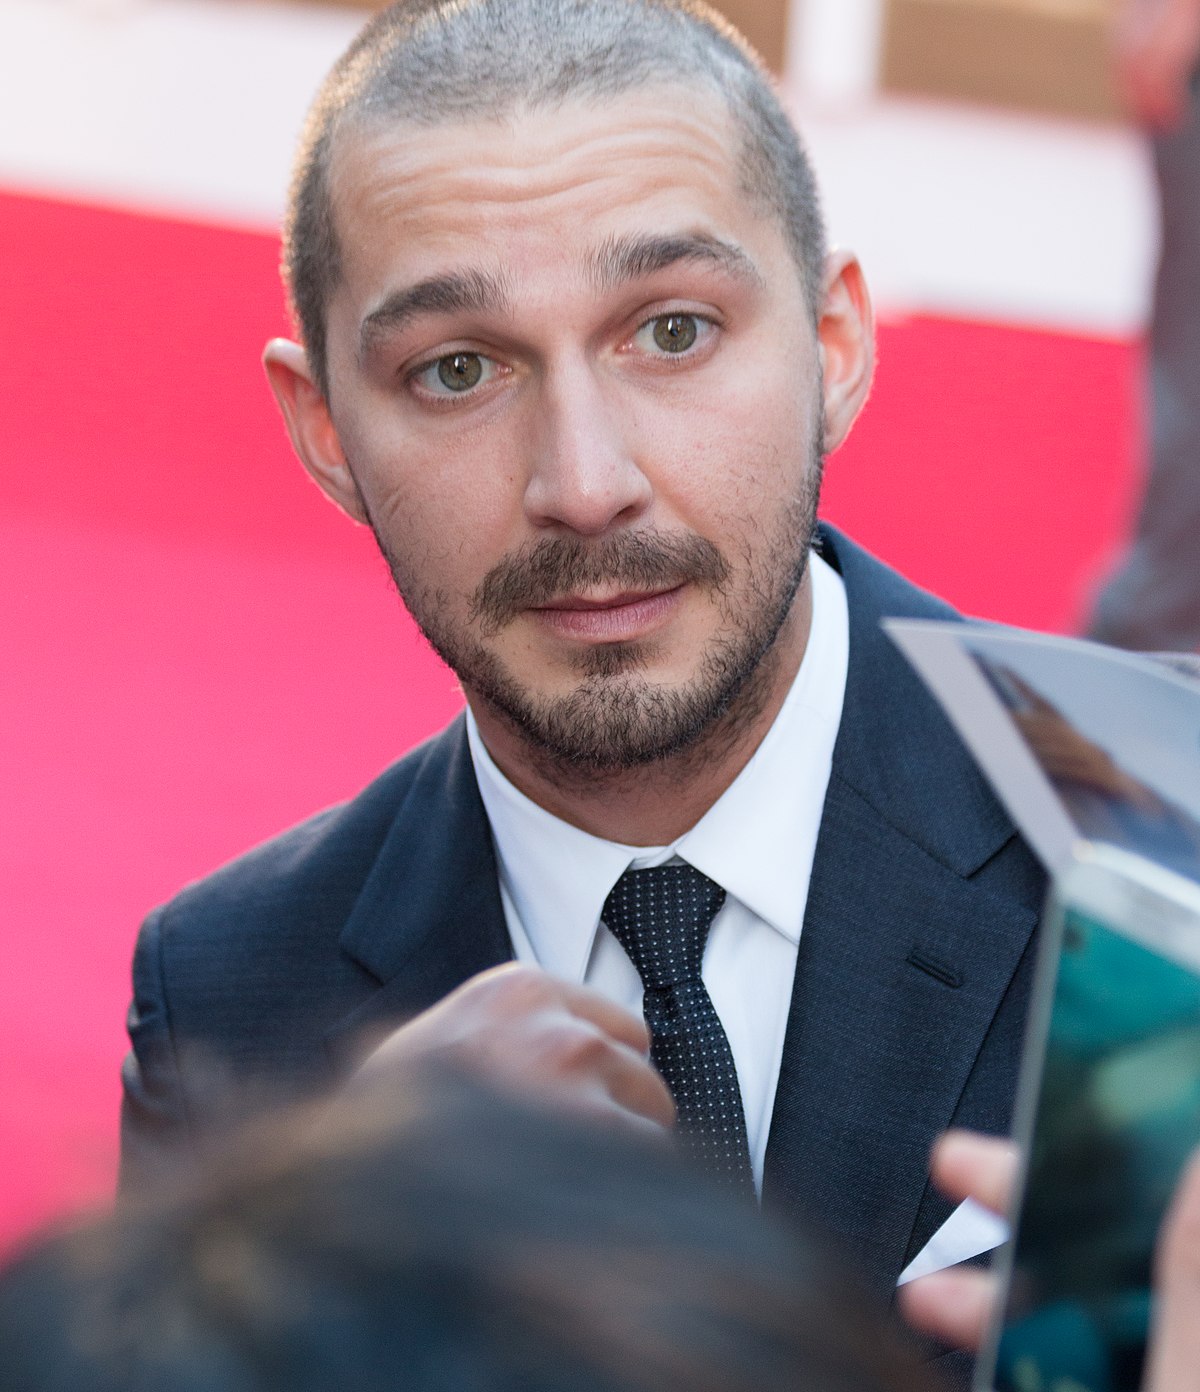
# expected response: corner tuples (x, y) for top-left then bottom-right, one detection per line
(0, 0), (1156, 333)
(0, 0), (360, 227)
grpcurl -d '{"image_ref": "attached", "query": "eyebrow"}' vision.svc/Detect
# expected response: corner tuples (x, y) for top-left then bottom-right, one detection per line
(587, 232), (765, 292)
(357, 232), (761, 358)
(359, 267), (511, 357)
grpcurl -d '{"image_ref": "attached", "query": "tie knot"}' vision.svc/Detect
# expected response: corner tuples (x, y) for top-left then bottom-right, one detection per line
(602, 863), (726, 991)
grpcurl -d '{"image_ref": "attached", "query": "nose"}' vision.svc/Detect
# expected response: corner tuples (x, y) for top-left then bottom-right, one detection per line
(523, 358), (653, 536)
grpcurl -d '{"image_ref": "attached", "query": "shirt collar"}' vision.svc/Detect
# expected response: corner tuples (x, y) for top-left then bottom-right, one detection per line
(466, 550), (849, 980)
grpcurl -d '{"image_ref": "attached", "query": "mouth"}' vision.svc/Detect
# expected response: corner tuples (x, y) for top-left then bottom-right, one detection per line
(528, 584), (686, 641)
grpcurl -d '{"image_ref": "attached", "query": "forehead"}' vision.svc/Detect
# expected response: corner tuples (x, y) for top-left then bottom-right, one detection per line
(325, 87), (774, 304)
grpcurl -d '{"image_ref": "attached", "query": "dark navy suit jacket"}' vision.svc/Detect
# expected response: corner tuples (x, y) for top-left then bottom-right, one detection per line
(121, 525), (1045, 1296)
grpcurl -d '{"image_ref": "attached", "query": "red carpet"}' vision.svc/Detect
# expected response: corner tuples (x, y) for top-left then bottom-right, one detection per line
(0, 190), (1142, 1251)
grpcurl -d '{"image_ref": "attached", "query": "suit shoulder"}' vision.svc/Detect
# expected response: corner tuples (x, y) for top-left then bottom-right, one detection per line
(817, 524), (965, 625)
(149, 721), (462, 952)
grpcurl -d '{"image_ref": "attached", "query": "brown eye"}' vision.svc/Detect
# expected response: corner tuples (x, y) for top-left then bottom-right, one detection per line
(651, 314), (698, 353)
(437, 352), (484, 391)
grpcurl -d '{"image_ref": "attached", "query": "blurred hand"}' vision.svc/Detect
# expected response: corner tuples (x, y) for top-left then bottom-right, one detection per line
(352, 963), (675, 1135)
(1145, 1148), (1200, 1392)
(898, 1130), (1018, 1352)
(1112, 0), (1200, 130)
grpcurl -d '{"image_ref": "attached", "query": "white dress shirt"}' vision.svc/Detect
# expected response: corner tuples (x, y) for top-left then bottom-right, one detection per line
(466, 551), (849, 1191)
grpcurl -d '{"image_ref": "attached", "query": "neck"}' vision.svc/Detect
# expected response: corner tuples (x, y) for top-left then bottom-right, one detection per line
(469, 572), (813, 845)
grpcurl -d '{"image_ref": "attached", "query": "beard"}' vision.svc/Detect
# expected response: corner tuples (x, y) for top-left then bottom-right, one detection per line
(367, 437), (824, 777)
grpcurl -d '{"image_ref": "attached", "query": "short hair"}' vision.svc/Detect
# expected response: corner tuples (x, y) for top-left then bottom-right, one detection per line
(284, 0), (828, 400)
(0, 1071), (932, 1392)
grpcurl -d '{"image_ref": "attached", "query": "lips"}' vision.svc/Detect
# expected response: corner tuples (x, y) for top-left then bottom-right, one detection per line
(535, 586), (676, 612)
(470, 529), (730, 634)
(529, 584), (685, 641)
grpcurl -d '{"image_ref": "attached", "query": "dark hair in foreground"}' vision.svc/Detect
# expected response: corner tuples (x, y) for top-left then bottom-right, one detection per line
(0, 1071), (934, 1392)
(285, 0), (828, 399)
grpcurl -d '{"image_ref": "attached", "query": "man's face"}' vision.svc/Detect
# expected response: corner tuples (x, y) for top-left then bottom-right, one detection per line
(284, 89), (863, 773)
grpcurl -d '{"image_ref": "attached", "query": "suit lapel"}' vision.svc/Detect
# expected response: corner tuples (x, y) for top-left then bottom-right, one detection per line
(324, 717), (514, 1065)
(762, 528), (1038, 1288)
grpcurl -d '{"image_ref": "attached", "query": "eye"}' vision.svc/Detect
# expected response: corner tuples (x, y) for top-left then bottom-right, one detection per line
(632, 312), (713, 357)
(412, 351), (499, 397)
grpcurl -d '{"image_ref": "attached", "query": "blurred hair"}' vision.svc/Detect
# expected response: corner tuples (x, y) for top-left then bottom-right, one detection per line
(284, 0), (828, 399)
(0, 1069), (933, 1392)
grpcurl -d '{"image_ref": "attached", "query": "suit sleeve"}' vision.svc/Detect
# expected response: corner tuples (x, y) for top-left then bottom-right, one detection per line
(118, 904), (196, 1194)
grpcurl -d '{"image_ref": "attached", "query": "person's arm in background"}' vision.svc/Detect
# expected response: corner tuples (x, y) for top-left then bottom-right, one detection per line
(899, 1131), (1200, 1392)
(1111, 0), (1200, 129)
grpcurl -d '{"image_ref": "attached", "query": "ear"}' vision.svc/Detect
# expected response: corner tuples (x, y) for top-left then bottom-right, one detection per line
(262, 339), (369, 524)
(816, 251), (875, 454)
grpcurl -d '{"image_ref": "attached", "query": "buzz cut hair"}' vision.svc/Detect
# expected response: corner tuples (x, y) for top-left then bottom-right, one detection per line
(284, 0), (828, 400)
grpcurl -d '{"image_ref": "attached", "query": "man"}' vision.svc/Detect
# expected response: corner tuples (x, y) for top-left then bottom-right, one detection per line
(121, 0), (1044, 1303)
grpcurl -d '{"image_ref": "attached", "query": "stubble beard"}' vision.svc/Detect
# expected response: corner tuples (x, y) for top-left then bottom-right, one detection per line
(366, 442), (824, 781)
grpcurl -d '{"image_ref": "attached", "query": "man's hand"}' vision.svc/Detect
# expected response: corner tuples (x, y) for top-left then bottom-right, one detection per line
(352, 963), (675, 1134)
(897, 1130), (1018, 1351)
(1112, 0), (1200, 130)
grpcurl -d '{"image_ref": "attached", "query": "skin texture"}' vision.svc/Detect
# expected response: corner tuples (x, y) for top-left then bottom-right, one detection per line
(265, 87), (874, 849)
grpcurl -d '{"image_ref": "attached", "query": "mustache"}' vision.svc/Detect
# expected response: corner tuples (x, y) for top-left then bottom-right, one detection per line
(470, 529), (731, 633)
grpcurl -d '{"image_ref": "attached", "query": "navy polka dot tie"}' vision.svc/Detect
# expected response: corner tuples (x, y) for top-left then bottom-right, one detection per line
(603, 863), (755, 1197)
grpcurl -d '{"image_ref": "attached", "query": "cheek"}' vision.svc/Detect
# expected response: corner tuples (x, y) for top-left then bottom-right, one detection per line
(653, 385), (814, 533)
(659, 327), (818, 494)
(338, 416), (524, 597)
